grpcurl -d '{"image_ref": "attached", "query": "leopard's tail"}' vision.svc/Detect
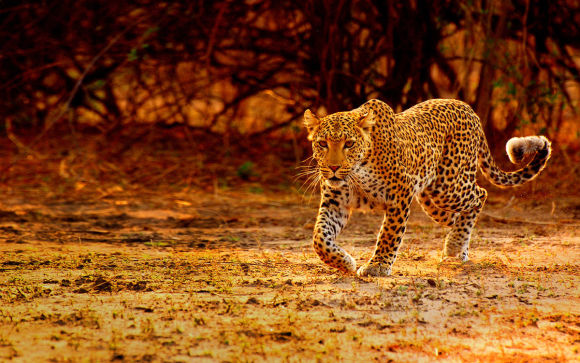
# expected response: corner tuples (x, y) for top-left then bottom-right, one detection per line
(478, 134), (552, 188)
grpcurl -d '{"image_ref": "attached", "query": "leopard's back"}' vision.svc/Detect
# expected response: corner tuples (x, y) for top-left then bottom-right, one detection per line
(362, 98), (484, 193)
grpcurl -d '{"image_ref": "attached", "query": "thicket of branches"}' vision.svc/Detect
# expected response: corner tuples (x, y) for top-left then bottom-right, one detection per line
(1, 0), (578, 147)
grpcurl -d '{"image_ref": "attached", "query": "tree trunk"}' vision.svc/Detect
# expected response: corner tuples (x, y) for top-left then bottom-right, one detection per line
(475, 3), (508, 152)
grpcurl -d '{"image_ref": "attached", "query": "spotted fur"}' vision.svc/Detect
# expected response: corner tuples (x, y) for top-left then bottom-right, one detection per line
(304, 99), (552, 276)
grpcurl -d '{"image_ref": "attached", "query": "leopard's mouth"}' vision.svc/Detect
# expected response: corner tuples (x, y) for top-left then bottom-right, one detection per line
(325, 176), (346, 188)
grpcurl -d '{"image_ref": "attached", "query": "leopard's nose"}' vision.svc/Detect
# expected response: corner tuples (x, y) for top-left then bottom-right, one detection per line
(329, 165), (340, 172)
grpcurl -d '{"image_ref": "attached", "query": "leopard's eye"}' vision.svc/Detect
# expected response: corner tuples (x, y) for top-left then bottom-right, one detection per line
(318, 140), (328, 148)
(344, 140), (355, 148)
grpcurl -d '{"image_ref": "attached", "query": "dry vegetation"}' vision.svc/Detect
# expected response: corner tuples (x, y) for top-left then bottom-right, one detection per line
(0, 139), (579, 362)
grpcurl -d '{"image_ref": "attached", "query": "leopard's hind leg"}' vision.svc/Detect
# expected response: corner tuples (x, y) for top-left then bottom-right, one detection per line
(418, 186), (487, 262)
(442, 186), (487, 261)
(416, 192), (459, 227)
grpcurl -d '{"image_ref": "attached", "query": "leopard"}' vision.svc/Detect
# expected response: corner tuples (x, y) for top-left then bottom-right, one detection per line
(303, 98), (552, 277)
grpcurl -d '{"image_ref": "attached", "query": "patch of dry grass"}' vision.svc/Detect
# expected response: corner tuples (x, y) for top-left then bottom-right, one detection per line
(0, 187), (578, 362)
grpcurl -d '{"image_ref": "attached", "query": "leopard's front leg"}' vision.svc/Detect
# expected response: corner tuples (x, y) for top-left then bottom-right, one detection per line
(312, 186), (355, 273)
(357, 195), (412, 277)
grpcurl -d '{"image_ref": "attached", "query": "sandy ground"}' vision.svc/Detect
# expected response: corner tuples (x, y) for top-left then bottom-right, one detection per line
(0, 186), (579, 362)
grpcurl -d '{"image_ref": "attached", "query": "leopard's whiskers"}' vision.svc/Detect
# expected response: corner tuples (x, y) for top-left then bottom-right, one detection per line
(294, 160), (322, 204)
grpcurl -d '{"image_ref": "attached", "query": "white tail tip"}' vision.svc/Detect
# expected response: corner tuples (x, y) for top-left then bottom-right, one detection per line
(506, 136), (550, 164)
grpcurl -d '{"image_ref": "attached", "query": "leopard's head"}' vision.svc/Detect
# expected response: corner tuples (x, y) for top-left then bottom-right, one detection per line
(304, 108), (375, 189)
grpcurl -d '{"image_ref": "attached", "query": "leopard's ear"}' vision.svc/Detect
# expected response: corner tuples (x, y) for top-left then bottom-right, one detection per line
(358, 109), (375, 134)
(304, 109), (320, 141)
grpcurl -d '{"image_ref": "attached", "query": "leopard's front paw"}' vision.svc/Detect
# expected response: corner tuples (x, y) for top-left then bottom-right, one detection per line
(342, 254), (357, 274)
(356, 261), (392, 277)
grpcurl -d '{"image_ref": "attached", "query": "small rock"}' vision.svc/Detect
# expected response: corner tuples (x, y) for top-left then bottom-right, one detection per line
(246, 297), (260, 305)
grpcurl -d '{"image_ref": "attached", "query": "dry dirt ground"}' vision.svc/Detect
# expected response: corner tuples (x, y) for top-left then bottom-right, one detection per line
(0, 183), (579, 362)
